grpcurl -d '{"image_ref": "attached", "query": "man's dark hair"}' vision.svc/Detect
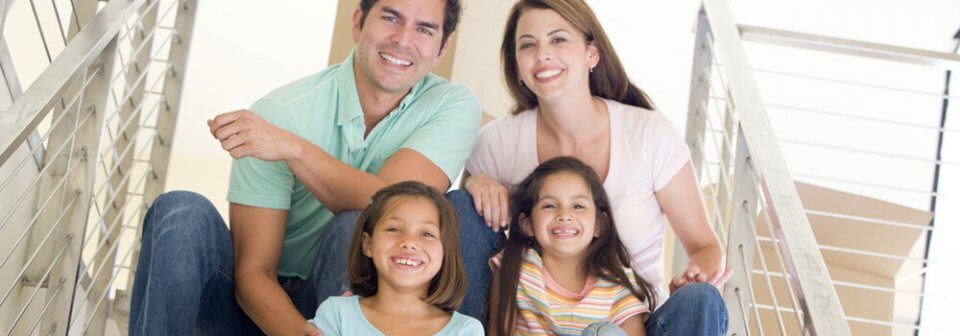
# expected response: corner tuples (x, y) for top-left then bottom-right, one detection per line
(358, 0), (462, 49)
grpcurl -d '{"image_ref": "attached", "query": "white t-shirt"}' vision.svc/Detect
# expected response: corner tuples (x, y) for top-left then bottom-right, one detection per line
(465, 98), (690, 296)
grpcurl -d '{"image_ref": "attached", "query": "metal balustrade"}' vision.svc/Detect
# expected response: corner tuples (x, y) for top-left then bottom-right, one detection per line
(0, 0), (195, 334)
(683, 0), (960, 335)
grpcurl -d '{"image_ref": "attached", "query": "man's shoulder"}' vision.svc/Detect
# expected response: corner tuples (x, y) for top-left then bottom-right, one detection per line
(415, 73), (477, 105)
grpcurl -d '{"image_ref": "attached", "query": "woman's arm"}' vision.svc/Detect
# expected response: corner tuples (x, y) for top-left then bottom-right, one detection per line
(655, 161), (725, 277)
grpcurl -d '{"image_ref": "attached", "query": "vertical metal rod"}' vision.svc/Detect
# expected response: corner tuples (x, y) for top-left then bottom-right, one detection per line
(914, 29), (960, 336)
(739, 244), (766, 336)
(27, 0), (54, 63)
(50, 0), (69, 45)
(67, 0), (81, 31)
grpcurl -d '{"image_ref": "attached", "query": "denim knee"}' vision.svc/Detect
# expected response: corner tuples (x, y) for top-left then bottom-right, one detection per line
(143, 190), (220, 240)
(673, 282), (725, 314)
(446, 189), (503, 249)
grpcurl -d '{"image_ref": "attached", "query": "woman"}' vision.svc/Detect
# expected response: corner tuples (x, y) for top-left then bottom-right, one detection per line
(464, 0), (731, 334)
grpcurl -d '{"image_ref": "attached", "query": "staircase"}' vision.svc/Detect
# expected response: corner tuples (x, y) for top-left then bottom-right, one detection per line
(1, 0), (957, 335)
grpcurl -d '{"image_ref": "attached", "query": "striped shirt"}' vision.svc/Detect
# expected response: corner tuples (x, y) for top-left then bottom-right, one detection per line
(493, 248), (649, 335)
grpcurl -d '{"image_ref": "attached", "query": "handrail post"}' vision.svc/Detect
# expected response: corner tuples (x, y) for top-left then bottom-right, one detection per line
(702, 0), (852, 334)
(674, 5), (715, 278)
(86, 2), (160, 334)
(724, 128), (760, 336)
(119, 0), (198, 319)
(38, 37), (117, 336)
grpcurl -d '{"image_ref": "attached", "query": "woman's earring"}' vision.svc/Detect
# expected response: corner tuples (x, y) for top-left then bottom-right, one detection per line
(589, 66), (594, 73)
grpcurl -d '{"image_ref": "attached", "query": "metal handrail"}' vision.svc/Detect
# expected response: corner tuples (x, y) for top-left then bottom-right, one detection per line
(0, 0), (145, 167)
(695, 0), (853, 334)
(738, 24), (960, 71)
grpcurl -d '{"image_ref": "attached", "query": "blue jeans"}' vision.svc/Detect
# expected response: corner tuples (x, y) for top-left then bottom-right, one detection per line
(312, 189), (505, 322)
(129, 191), (325, 335)
(646, 282), (728, 336)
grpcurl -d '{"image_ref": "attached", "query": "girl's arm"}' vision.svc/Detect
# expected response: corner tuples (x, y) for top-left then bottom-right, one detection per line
(619, 315), (647, 336)
(655, 162), (725, 279)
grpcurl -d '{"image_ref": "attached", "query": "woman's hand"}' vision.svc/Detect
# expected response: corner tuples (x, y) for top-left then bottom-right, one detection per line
(464, 173), (510, 232)
(670, 265), (733, 294)
(303, 322), (323, 336)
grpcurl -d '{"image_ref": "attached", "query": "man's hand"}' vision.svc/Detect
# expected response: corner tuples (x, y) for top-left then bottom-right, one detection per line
(208, 109), (301, 162)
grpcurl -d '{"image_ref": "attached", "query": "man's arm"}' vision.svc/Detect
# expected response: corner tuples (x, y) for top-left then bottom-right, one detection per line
(209, 110), (450, 213)
(230, 203), (307, 334)
(285, 143), (449, 213)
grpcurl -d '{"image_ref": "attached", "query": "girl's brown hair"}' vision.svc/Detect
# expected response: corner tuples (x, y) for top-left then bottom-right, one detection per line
(492, 157), (658, 335)
(501, 0), (655, 115)
(347, 181), (467, 311)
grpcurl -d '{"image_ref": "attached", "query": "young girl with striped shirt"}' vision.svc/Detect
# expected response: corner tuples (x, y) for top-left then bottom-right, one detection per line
(489, 157), (658, 336)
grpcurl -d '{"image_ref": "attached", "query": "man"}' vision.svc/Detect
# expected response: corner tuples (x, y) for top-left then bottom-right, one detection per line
(128, 0), (502, 334)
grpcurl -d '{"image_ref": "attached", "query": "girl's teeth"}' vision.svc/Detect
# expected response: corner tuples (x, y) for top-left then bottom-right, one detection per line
(394, 258), (421, 266)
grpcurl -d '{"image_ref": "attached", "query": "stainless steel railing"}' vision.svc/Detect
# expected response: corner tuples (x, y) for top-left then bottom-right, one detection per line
(0, 0), (195, 334)
(682, 0), (851, 335)
(685, 0), (960, 335)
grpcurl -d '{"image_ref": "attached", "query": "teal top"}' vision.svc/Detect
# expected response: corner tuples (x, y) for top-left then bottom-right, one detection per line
(310, 296), (484, 336)
(227, 52), (481, 279)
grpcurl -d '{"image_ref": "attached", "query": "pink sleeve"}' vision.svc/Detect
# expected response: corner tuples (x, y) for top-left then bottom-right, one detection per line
(465, 121), (506, 182)
(647, 113), (691, 191)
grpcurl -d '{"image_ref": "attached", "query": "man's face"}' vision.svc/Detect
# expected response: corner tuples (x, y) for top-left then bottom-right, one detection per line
(353, 0), (448, 95)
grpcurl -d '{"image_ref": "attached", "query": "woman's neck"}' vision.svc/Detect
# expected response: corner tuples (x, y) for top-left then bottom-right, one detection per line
(537, 92), (608, 151)
(541, 252), (589, 294)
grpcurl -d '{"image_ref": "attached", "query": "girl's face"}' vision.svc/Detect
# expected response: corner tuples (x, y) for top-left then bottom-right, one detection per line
(514, 8), (598, 102)
(521, 172), (599, 260)
(362, 196), (444, 294)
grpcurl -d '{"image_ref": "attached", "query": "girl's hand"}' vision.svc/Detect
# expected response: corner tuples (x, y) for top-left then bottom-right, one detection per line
(464, 173), (510, 232)
(669, 265), (733, 294)
(303, 322), (323, 336)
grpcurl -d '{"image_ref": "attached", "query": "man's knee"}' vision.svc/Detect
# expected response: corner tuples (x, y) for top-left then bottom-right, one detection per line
(673, 282), (724, 311)
(144, 191), (220, 238)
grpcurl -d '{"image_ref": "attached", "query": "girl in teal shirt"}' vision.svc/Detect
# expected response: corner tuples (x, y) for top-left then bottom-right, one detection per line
(307, 182), (483, 335)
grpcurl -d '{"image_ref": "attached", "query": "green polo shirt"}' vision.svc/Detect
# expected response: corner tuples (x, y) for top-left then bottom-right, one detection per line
(227, 52), (481, 279)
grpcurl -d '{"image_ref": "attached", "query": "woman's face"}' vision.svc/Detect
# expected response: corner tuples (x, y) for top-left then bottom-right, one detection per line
(514, 8), (598, 102)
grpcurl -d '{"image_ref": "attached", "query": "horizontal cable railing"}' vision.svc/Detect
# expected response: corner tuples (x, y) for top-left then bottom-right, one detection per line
(687, 0), (960, 335)
(685, 0), (853, 335)
(0, 0), (195, 334)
